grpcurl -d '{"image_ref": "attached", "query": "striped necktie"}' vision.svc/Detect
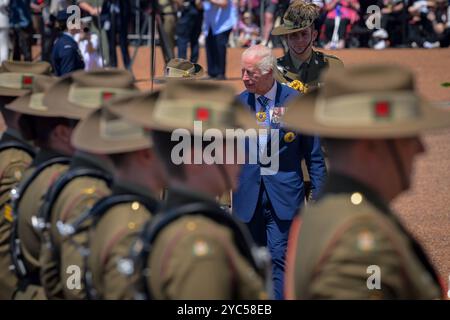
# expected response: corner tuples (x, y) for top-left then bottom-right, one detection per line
(257, 95), (271, 154)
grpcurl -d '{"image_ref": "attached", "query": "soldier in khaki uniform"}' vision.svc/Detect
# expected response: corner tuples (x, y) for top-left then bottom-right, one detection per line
(110, 81), (270, 299)
(153, 58), (234, 207)
(67, 93), (165, 300)
(0, 61), (51, 299)
(283, 65), (450, 299)
(271, 1), (344, 91)
(5, 75), (83, 299)
(272, 1), (342, 201)
(159, 0), (177, 58)
(35, 70), (138, 300)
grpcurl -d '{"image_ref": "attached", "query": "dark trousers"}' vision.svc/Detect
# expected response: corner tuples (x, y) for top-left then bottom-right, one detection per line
(408, 15), (438, 47)
(176, 8), (203, 63)
(12, 25), (33, 61)
(205, 28), (231, 78)
(246, 183), (292, 300)
(439, 28), (450, 47)
(41, 25), (58, 63)
(107, 13), (130, 69)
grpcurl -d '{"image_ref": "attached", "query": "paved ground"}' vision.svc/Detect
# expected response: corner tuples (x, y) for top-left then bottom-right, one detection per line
(132, 47), (450, 102)
(5, 47), (450, 287)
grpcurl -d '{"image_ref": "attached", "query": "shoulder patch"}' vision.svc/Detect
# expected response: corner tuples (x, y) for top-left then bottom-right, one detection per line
(3, 203), (13, 222)
(324, 54), (344, 67)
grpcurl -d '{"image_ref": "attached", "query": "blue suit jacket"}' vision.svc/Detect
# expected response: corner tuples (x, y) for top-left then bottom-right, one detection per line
(52, 33), (85, 77)
(233, 82), (327, 222)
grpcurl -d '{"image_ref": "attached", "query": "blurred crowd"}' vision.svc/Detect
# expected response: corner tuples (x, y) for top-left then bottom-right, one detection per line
(0, 0), (448, 69)
(232, 0), (450, 49)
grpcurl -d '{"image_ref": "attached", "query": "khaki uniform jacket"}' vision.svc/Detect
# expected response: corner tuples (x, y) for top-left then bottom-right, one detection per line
(14, 149), (70, 300)
(40, 152), (111, 300)
(286, 173), (443, 299)
(148, 186), (267, 300)
(0, 130), (34, 299)
(88, 180), (158, 300)
(273, 49), (344, 89)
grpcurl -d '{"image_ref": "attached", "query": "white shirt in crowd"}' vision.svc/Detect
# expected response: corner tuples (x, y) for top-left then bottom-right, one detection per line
(74, 32), (103, 71)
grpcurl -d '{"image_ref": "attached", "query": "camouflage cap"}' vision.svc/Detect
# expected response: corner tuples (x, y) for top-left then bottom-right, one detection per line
(43, 69), (138, 120)
(272, 0), (320, 36)
(6, 75), (60, 117)
(107, 81), (256, 135)
(283, 64), (450, 138)
(0, 60), (52, 97)
(154, 58), (204, 83)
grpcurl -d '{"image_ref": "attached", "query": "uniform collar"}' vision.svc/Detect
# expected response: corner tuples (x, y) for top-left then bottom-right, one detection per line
(112, 178), (157, 201)
(289, 49), (314, 71)
(255, 80), (277, 102)
(69, 151), (112, 174)
(320, 171), (392, 216)
(31, 148), (68, 167)
(63, 31), (76, 41)
(0, 127), (29, 145)
(164, 184), (220, 211)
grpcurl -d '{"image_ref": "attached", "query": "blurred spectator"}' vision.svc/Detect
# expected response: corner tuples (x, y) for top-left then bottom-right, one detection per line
(237, 11), (260, 46)
(176, 0), (203, 63)
(203, 0), (237, 80)
(30, 0), (44, 45)
(101, 0), (131, 69)
(51, 10), (85, 76)
(159, 0), (177, 59)
(78, 0), (108, 66)
(408, 0), (440, 47)
(74, 17), (102, 70)
(36, 1), (74, 62)
(10, 0), (33, 61)
(261, 0), (279, 46)
(307, 0), (327, 46)
(0, 0), (9, 63)
(348, 0), (382, 48)
(323, 0), (360, 49)
(372, 0), (406, 48)
(425, 0), (450, 47)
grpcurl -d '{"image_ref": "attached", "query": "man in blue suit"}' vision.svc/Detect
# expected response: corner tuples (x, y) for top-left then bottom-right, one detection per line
(52, 10), (85, 76)
(233, 45), (327, 299)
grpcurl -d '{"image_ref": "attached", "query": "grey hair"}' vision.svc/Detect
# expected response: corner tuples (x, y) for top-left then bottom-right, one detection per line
(242, 45), (275, 75)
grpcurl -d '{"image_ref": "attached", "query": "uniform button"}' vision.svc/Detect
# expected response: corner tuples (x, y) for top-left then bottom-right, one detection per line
(131, 202), (140, 211)
(128, 222), (136, 229)
(350, 192), (363, 205)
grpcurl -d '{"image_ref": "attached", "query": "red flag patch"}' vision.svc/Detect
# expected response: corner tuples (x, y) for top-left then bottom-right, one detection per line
(374, 101), (391, 118)
(102, 92), (115, 102)
(22, 76), (34, 89)
(195, 107), (210, 121)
